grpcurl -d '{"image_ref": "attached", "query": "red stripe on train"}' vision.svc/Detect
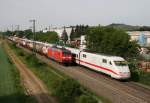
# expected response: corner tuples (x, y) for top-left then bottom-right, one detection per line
(76, 59), (119, 75)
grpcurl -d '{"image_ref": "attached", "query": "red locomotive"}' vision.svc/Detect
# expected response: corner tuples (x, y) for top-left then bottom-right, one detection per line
(47, 46), (72, 64)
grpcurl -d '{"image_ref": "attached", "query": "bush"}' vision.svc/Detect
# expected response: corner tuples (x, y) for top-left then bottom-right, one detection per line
(54, 78), (99, 103)
(18, 51), (25, 56)
(138, 71), (150, 86)
(77, 95), (98, 103)
(24, 54), (46, 69)
(128, 59), (140, 81)
(54, 79), (82, 103)
(25, 54), (39, 67)
(130, 70), (140, 82)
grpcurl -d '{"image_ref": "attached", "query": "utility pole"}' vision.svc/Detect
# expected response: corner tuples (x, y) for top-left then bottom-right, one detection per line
(16, 25), (20, 31)
(49, 26), (51, 31)
(29, 19), (36, 55)
(15, 25), (20, 36)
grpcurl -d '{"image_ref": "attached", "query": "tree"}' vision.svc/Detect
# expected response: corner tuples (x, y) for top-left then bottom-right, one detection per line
(35, 31), (59, 43)
(24, 29), (33, 38)
(46, 31), (59, 43)
(85, 27), (105, 52)
(70, 25), (89, 41)
(139, 26), (150, 31)
(61, 27), (68, 44)
(70, 27), (75, 41)
(75, 25), (84, 38)
(3, 30), (13, 36)
(15, 30), (24, 37)
(86, 26), (140, 59)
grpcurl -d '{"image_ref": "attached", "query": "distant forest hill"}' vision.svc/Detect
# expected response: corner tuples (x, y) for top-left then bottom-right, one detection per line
(107, 23), (150, 31)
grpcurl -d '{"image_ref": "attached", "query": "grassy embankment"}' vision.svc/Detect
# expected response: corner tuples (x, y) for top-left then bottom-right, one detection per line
(138, 71), (150, 86)
(0, 41), (37, 103)
(8, 41), (111, 103)
(129, 60), (150, 87)
(131, 69), (150, 86)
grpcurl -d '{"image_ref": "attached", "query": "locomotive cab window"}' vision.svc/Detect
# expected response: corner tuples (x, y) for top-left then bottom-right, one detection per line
(102, 59), (107, 63)
(114, 61), (128, 66)
(63, 52), (71, 56)
(76, 54), (78, 58)
(83, 54), (86, 58)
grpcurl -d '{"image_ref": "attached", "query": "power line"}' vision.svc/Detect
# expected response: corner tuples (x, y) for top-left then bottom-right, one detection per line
(16, 25), (20, 31)
(29, 19), (36, 55)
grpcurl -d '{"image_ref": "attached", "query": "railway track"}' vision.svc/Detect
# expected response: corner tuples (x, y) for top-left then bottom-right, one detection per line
(74, 66), (150, 103)
(4, 42), (57, 103)
(14, 43), (150, 103)
(54, 65), (149, 103)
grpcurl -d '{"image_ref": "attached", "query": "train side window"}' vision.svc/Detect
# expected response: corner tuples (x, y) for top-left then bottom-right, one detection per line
(83, 54), (86, 58)
(109, 61), (112, 65)
(76, 54), (78, 58)
(102, 59), (107, 63)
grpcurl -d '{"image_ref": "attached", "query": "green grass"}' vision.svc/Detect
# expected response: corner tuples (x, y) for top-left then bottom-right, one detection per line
(25, 56), (66, 92)
(0, 42), (37, 103)
(0, 46), (15, 96)
(0, 43), (24, 103)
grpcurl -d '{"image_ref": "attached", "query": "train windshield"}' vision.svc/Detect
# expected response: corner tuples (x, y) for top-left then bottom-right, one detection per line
(63, 52), (71, 56)
(114, 61), (128, 66)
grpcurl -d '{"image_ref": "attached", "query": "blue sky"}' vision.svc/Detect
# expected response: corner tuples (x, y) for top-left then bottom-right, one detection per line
(0, 0), (150, 31)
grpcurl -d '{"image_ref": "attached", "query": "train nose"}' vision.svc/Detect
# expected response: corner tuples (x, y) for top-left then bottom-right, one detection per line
(119, 72), (131, 78)
(62, 56), (72, 64)
(62, 56), (72, 61)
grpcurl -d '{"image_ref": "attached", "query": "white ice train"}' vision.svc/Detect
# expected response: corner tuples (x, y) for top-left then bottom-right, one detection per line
(9, 37), (131, 79)
(66, 47), (131, 79)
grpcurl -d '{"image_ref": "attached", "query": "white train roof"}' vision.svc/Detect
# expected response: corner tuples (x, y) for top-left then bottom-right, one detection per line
(14, 37), (126, 61)
(65, 47), (125, 61)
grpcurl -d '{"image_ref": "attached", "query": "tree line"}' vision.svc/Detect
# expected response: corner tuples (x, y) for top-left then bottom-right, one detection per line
(60, 25), (89, 44)
(85, 26), (140, 59)
(3, 25), (140, 59)
(70, 25), (89, 40)
(3, 29), (59, 44)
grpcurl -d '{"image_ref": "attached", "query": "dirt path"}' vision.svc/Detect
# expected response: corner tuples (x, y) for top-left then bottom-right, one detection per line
(4, 42), (57, 103)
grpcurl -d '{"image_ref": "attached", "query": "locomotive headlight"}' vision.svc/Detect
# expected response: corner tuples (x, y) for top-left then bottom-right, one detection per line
(119, 72), (130, 76)
(119, 72), (123, 75)
(62, 57), (66, 59)
(119, 72), (126, 75)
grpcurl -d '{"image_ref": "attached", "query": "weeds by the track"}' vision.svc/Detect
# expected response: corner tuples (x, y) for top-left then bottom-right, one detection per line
(138, 71), (150, 86)
(0, 44), (37, 103)
(130, 67), (150, 86)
